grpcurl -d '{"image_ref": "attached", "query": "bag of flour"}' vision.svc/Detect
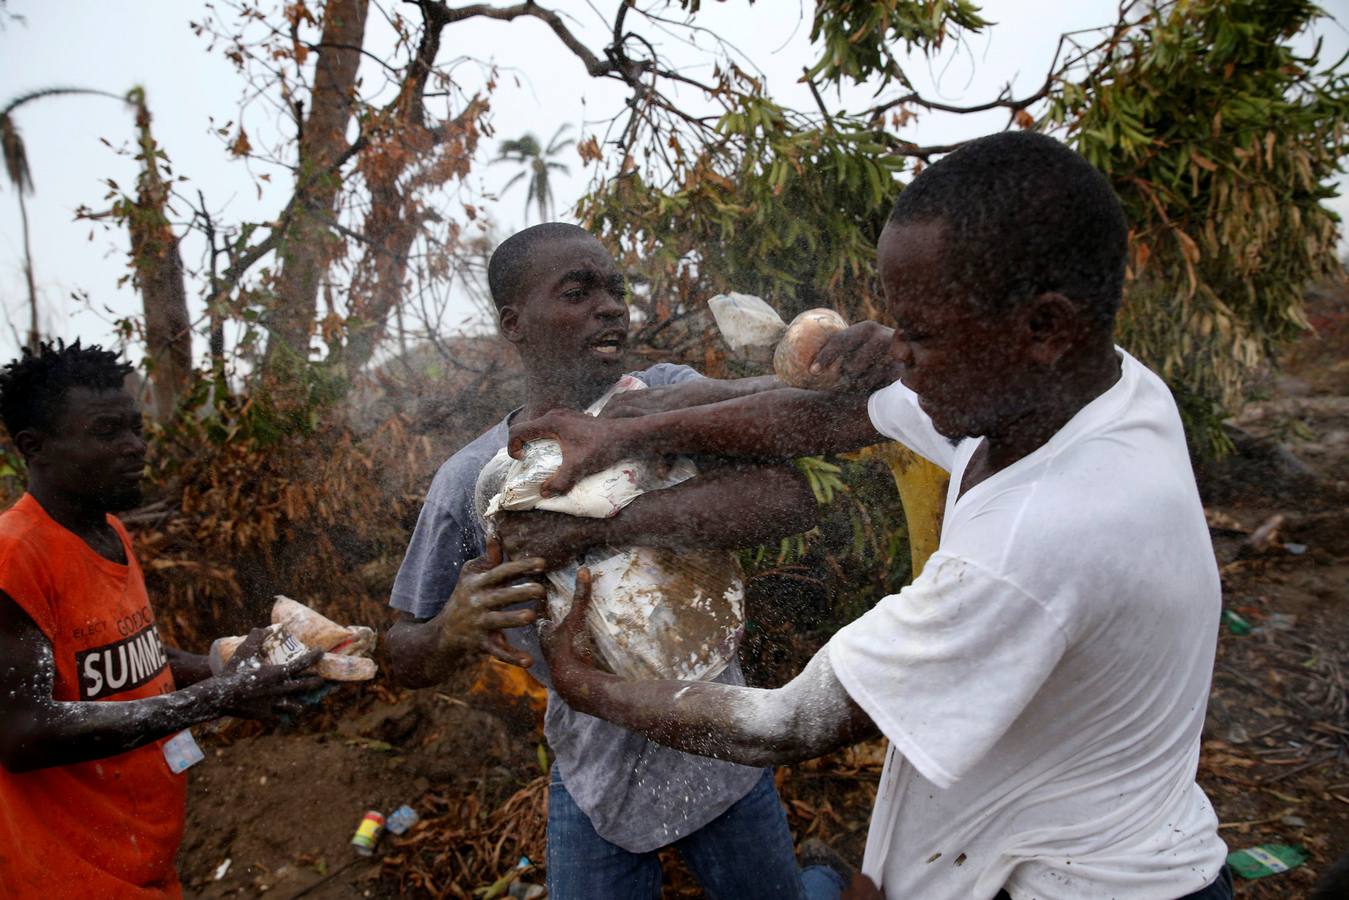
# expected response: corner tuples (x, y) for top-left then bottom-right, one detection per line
(476, 377), (744, 681)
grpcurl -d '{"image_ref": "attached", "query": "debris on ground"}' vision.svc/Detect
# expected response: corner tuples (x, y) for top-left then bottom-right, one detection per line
(1227, 844), (1309, 880)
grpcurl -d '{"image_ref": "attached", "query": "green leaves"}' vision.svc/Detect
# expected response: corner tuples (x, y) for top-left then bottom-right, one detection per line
(582, 99), (902, 337)
(1051, 0), (1347, 451)
(797, 456), (847, 505)
(805, 0), (990, 87)
(582, 0), (1343, 467)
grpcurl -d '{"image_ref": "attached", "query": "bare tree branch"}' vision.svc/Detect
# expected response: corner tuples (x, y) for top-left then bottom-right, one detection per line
(427, 1), (617, 77)
(861, 0), (1141, 127)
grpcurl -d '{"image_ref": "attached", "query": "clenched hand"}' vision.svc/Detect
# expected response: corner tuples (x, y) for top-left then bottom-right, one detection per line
(495, 510), (608, 570)
(213, 628), (325, 721)
(508, 410), (633, 497)
(809, 321), (899, 394)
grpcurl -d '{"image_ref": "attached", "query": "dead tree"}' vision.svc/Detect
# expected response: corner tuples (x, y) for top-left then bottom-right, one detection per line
(128, 90), (192, 421)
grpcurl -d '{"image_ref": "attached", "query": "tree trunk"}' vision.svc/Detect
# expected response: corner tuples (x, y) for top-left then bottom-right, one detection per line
(129, 98), (192, 421)
(263, 0), (370, 378)
(18, 187), (38, 350)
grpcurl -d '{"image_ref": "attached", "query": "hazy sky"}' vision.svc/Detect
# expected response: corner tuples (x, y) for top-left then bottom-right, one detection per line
(1, 1), (1345, 367)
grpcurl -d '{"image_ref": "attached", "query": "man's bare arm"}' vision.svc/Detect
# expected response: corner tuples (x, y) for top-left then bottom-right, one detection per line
(601, 320), (898, 421)
(0, 592), (322, 773)
(495, 461), (819, 568)
(510, 388), (883, 497)
(384, 612), (468, 688)
(599, 375), (782, 419)
(610, 461), (818, 551)
(540, 571), (879, 767)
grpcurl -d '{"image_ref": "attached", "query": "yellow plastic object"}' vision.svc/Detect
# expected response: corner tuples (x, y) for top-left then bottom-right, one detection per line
(846, 443), (949, 578)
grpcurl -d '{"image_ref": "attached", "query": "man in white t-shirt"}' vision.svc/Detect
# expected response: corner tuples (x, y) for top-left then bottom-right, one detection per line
(510, 132), (1232, 899)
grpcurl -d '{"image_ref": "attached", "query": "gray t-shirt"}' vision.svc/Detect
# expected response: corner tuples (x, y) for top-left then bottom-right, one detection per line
(390, 363), (764, 852)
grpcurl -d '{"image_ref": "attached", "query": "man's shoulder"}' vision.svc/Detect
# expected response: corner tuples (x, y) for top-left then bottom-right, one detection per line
(1083, 349), (1184, 447)
(426, 420), (511, 503)
(1047, 357), (1192, 509)
(0, 500), (46, 559)
(0, 500), (60, 627)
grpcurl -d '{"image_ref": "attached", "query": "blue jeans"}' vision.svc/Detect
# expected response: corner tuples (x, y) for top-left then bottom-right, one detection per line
(546, 767), (846, 900)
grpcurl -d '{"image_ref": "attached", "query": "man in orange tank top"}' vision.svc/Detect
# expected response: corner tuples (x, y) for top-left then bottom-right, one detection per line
(0, 341), (325, 899)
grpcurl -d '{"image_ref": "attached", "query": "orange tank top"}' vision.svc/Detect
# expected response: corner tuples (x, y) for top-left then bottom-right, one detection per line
(0, 493), (186, 899)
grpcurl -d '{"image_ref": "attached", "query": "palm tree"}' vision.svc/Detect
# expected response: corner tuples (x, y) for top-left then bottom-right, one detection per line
(2, 87), (127, 349)
(493, 124), (575, 223)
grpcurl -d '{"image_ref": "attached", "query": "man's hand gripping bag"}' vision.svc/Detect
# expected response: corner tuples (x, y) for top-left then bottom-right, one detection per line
(476, 376), (745, 681)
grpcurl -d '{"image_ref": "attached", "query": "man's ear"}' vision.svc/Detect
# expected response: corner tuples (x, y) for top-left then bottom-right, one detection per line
(12, 429), (42, 465)
(498, 303), (525, 345)
(1024, 292), (1082, 366)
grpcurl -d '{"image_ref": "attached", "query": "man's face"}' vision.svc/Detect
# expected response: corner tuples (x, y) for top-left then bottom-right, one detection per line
(503, 235), (631, 390)
(29, 386), (147, 512)
(877, 220), (1037, 440)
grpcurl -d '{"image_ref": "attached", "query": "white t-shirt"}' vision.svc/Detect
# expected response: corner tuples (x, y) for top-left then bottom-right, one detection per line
(828, 349), (1228, 900)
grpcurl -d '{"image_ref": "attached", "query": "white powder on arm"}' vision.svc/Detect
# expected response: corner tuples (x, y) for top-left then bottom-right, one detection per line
(660, 644), (873, 767)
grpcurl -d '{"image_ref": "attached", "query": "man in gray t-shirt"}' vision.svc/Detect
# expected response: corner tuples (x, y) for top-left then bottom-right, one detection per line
(384, 224), (843, 899)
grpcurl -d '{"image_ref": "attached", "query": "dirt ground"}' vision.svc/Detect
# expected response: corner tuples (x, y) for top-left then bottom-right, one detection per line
(177, 291), (1349, 899)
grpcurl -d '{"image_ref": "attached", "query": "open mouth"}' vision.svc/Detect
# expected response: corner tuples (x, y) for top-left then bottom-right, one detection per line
(589, 332), (626, 357)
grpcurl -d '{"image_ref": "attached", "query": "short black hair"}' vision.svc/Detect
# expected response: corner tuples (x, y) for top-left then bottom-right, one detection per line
(0, 339), (133, 437)
(889, 131), (1128, 325)
(487, 222), (596, 310)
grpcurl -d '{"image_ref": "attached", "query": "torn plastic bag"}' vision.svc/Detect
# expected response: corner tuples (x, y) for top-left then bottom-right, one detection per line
(707, 292), (787, 352)
(484, 376), (697, 519)
(477, 377), (745, 682)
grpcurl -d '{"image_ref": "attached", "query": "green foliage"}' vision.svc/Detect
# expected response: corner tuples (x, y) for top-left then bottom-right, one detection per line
(806, 0), (990, 86)
(246, 351), (351, 443)
(1045, 0), (1349, 453)
(581, 100), (903, 339)
(797, 455), (846, 505)
(585, 0), (1346, 457)
(739, 456), (912, 632)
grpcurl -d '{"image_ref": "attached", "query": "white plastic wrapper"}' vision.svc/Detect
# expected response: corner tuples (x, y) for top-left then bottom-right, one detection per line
(484, 375), (697, 519)
(206, 597), (380, 681)
(485, 438), (696, 519)
(478, 377), (745, 682)
(559, 547), (743, 681)
(707, 292), (788, 351)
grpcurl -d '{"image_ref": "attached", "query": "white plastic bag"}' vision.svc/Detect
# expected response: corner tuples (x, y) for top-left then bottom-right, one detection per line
(554, 547), (743, 681)
(478, 378), (744, 681)
(484, 375), (697, 519)
(707, 292), (788, 351)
